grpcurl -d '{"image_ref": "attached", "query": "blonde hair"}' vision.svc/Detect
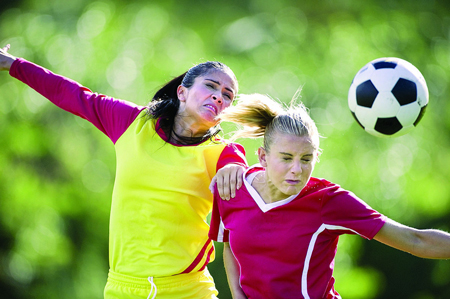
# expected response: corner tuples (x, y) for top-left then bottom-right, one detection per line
(220, 93), (320, 153)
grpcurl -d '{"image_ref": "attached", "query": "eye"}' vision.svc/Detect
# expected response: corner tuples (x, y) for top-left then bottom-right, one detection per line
(224, 93), (233, 100)
(301, 157), (313, 163)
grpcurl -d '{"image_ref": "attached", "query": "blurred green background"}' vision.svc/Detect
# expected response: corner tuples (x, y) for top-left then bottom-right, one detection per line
(1, 0), (450, 298)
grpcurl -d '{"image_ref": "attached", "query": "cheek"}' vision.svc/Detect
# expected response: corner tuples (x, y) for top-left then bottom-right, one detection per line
(222, 101), (232, 109)
(270, 164), (288, 179)
(303, 164), (314, 177)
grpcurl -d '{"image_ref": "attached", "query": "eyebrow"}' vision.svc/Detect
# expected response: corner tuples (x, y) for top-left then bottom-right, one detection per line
(205, 79), (235, 94)
(280, 152), (314, 157)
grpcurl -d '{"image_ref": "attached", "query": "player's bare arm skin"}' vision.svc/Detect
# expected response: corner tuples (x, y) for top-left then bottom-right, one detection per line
(374, 218), (450, 259)
(223, 243), (248, 299)
(0, 45), (16, 71)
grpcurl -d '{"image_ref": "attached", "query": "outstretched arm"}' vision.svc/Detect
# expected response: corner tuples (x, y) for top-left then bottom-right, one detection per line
(374, 218), (450, 259)
(223, 243), (248, 299)
(1, 44), (143, 142)
(0, 44), (17, 71)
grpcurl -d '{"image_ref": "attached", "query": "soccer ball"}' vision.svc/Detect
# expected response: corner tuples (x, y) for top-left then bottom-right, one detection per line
(348, 57), (428, 137)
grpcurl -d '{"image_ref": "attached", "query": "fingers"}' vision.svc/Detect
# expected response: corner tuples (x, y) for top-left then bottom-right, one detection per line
(228, 165), (245, 199)
(212, 164), (246, 201)
(1, 44), (10, 52)
(209, 176), (217, 194)
(228, 171), (237, 199)
(216, 170), (231, 201)
(235, 167), (244, 191)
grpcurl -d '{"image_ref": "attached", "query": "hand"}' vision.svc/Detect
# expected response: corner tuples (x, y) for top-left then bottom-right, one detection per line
(209, 164), (245, 200)
(0, 44), (17, 71)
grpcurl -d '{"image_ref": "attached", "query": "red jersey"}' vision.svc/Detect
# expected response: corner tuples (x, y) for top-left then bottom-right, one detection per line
(209, 166), (387, 299)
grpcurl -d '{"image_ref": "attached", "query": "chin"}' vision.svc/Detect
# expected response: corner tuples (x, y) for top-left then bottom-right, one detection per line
(283, 186), (303, 196)
(200, 115), (218, 127)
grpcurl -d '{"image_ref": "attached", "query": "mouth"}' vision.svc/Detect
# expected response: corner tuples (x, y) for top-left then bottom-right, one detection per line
(285, 180), (300, 185)
(204, 104), (218, 115)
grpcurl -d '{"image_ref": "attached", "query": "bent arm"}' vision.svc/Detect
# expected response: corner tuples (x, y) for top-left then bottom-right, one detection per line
(223, 243), (247, 299)
(374, 218), (450, 259)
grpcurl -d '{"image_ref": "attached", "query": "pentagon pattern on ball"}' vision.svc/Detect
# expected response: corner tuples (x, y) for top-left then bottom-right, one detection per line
(373, 61), (396, 69)
(356, 80), (378, 108)
(392, 78), (417, 106)
(374, 117), (403, 136)
(348, 57), (429, 137)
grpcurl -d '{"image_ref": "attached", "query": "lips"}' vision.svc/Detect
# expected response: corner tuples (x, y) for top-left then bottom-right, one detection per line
(286, 180), (300, 185)
(204, 104), (218, 115)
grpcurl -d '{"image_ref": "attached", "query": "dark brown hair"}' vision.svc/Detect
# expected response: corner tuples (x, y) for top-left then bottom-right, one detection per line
(147, 61), (238, 145)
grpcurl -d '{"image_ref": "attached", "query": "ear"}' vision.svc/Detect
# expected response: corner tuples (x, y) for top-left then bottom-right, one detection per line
(177, 85), (187, 102)
(257, 147), (268, 167)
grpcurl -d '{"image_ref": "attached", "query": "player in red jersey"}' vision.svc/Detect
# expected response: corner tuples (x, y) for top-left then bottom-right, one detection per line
(209, 93), (450, 299)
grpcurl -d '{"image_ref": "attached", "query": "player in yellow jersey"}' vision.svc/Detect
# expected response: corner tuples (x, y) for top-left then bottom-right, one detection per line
(0, 44), (247, 298)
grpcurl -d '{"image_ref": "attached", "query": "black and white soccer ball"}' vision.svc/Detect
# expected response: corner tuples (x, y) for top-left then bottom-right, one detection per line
(348, 57), (428, 137)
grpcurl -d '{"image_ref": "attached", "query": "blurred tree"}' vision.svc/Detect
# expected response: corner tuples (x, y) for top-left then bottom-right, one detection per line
(1, 0), (450, 298)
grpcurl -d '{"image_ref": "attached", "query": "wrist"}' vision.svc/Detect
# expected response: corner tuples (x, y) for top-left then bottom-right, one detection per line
(1, 56), (17, 71)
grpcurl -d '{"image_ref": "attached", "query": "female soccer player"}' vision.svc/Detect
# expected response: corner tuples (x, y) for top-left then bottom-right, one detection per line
(209, 93), (450, 299)
(0, 44), (247, 299)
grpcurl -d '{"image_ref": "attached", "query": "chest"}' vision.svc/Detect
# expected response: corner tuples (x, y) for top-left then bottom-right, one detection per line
(114, 118), (226, 199)
(224, 195), (327, 258)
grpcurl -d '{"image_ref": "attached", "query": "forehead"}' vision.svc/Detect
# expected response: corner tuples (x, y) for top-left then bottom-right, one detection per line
(270, 133), (315, 154)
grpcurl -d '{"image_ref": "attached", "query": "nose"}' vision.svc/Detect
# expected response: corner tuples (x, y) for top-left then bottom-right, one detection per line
(212, 94), (222, 104)
(291, 162), (302, 174)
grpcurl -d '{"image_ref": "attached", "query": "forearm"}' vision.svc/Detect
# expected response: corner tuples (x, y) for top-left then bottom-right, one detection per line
(223, 243), (247, 299)
(412, 229), (450, 259)
(375, 218), (450, 259)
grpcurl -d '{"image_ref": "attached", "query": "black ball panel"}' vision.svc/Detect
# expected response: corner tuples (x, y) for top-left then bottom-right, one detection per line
(372, 61), (397, 69)
(351, 112), (365, 129)
(356, 80), (379, 108)
(374, 117), (403, 135)
(392, 78), (417, 106)
(414, 105), (427, 126)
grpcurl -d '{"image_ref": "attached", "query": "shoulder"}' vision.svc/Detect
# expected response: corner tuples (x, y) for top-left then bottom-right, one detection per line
(300, 177), (339, 196)
(224, 142), (246, 155)
(215, 142), (248, 169)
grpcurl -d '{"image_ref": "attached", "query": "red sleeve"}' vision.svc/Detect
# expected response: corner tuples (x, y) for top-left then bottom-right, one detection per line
(320, 185), (387, 240)
(216, 142), (248, 172)
(9, 58), (145, 143)
(208, 187), (230, 242)
(209, 142), (247, 241)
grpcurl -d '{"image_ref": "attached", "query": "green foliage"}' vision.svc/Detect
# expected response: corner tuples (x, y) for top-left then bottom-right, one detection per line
(1, 0), (450, 298)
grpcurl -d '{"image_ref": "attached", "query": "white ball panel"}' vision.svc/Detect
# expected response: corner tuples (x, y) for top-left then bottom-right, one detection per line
(354, 106), (377, 129)
(396, 102), (421, 126)
(348, 84), (357, 111)
(351, 63), (376, 86)
(371, 92), (400, 117)
(416, 79), (429, 107)
(370, 69), (398, 92)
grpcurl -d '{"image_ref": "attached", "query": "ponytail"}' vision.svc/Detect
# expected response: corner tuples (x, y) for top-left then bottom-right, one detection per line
(221, 93), (320, 153)
(220, 93), (284, 140)
(147, 72), (184, 117)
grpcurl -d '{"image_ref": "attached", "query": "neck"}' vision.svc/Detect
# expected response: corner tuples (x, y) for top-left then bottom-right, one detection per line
(173, 114), (210, 139)
(252, 172), (285, 203)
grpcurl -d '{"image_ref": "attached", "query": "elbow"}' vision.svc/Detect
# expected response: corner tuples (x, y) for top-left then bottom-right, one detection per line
(409, 229), (446, 259)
